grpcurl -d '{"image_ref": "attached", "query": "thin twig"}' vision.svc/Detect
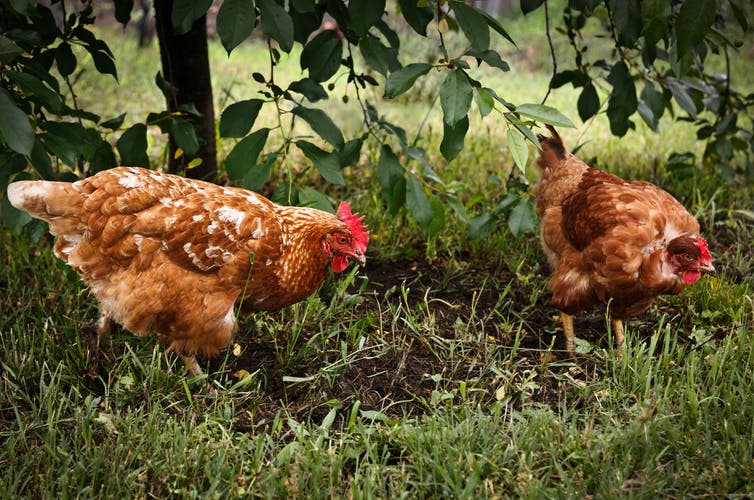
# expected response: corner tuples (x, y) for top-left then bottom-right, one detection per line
(542, 0), (557, 105)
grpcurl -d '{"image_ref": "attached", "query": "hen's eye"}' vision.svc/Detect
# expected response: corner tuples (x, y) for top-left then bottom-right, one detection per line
(683, 253), (693, 261)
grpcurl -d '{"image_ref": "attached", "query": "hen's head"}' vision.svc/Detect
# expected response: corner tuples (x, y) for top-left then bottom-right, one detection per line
(323, 202), (369, 272)
(667, 236), (716, 285)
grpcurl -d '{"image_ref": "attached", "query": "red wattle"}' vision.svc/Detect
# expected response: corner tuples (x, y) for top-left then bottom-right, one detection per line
(682, 270), (701, 285)
(332, 255), (348, 273)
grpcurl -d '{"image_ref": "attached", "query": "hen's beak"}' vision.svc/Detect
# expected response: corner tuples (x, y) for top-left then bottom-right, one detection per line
(353, 251), (367, 266)
(701, 262), (717, 276)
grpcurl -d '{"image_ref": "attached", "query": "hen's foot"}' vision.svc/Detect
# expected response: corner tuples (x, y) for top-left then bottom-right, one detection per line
(561, 312), (576, 354)
(86, 314), (113, 376)
(181, 355), (204, 376)
(612, 318), (625, 358)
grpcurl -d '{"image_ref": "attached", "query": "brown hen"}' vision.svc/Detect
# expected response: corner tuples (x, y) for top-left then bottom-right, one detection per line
(8, 167), (369, 374)
(534, 127), (715, 354)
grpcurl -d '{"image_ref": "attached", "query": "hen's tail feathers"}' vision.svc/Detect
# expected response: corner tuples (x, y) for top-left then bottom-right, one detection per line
(7, 180), (83, 234)
(535, 125), (568, 172)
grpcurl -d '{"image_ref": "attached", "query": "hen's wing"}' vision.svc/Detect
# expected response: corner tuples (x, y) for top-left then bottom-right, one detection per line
(560, 169), (697, 253)
(70, 167), (283, 288)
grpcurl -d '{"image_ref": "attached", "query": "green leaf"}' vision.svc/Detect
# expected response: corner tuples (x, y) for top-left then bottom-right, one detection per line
(507, 197), (537, 238)
(0, 154), (27, 197)
(426, 196), (446, 239)
(348, 0), (386, 37)
(171, 0), (213, 35)
(606, 62), (637, 136)
(507, 127), (528, 174)
(258, 0), (294, 53)
(171, 118), (199, 156)
(291, 106), (344, 149)
(377, 145), (406, 215)
(116, 123), (150, 167)
(217, 0), (256, 54)
(101, 112), (127, 131)
(398, 0), (433, 36)
(8, 0), (35, 16)
(577, 83), (600, 122)
(728, 1), (749, 32)
(666, 79), (698, 118)
(299, 187), (334, 212)
(610, 0), (642, 47)
(476, 8), (516, 46)
(641, 0), (671, 46)
(220, 99), (264, 138)
(507, 118), (540, 147)
(0, 34), (23, 65)
(440, 115), (469, 162)
(474, 87), (495, 118)
(54, 42), (77, 77)
(520, 0), (545, 14)
(637, 81), (665, 130)
(451, 1), (490, 51)
(155, 71), (176, 102)
(359, 34), (401, 77)
(384, 63), (433, 99)
(29, 137), (54, 179)
(339, 138), (362, 168)
(242, 152), (275, 191)
(296, 140), (344, 185)
(84, 45), (118, 81)
(225, 128), (270, 180)
(406, 177), (433, 231)
(0, 88), (34, 156)
(465, 49), (510, 72)
(5, 70), (63, 114)
(515, 103), (575, 128)
(676, 0), (716, 57)
(468, 212), (495, 240)
(440, 69), (473, 126)
(114, 0), (134, 26)
(41, 122), (99, 166)
(91, 139), (117, 173)
(300, 30), (343, 82)
(288, 78), (328, 102)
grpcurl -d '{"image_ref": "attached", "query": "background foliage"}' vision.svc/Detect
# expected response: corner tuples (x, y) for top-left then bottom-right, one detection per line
(2, 2), (754, 496)
(2, 0), (750, 241)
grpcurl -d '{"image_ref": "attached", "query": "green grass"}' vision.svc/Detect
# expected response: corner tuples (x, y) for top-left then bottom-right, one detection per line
(3, 9), (754, 498)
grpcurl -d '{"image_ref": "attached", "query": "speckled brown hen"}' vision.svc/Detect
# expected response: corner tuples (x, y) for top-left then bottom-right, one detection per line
(8, 167), (369, 374)
(534, 127), (715, 354)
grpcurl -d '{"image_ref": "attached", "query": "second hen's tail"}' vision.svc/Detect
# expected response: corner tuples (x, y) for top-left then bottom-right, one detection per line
(7, 180), (84, 235)
(535, 125), (568, 172)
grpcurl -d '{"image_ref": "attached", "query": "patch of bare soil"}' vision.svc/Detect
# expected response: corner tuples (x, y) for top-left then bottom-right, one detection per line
(224, 256), (594, 429)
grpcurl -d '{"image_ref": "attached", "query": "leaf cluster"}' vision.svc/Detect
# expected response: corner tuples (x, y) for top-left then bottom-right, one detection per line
(532, 0), (754, 180)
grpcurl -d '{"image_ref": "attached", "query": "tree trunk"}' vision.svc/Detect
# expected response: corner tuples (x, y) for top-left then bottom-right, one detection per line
(154, 0), (217, 180)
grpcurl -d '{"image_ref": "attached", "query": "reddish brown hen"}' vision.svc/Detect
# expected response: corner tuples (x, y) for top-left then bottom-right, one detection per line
(8, 167), (369, 374)
(534, 127), (715, 354)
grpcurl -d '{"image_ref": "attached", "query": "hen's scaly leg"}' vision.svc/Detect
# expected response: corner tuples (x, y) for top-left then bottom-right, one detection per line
(561, 312), (575, 353)
(86, 313), (113, 375)
(95, 314), (113, 349)
(611, 318), (625, 357)
(181, 355), (203, 376)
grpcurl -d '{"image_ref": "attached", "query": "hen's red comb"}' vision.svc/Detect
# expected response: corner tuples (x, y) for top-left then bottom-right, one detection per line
(696, 237), (712, 262)
(337, 202), (369, 253)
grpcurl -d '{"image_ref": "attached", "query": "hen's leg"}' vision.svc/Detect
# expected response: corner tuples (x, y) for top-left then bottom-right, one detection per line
(86, 313), (113, 375)
(181, 355), (203, 376)
(561, 312), (575, 352)
(611, 318), (625, 356)
(95, 313), (113, 348)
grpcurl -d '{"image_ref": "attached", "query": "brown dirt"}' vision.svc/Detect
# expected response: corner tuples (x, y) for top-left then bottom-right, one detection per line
(220, 256), (620, 430)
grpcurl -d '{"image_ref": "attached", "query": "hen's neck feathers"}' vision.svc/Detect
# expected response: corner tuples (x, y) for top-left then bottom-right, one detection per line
(271, 206), (346, 293)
